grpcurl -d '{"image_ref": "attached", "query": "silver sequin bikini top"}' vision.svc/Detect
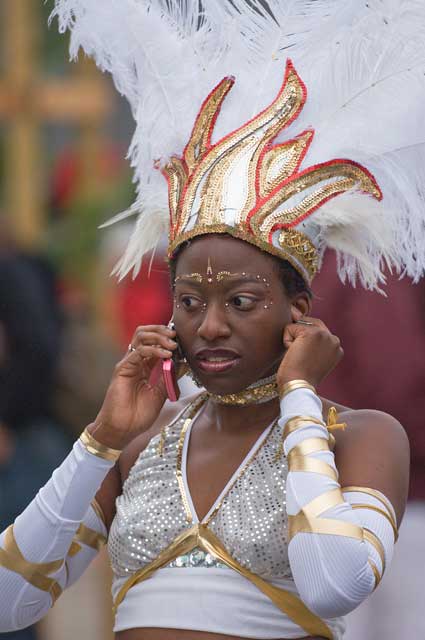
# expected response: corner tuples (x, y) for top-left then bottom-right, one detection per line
(108, 393), (292, 581)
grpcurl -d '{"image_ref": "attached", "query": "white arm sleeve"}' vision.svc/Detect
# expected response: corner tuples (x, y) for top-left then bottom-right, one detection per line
(281, 388), (397, 619)
(0, 439), (113, 631)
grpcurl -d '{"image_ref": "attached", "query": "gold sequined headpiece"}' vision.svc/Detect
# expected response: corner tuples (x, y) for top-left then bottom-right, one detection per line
(163, 60), (382, 283)
(56, 1), (425, 292)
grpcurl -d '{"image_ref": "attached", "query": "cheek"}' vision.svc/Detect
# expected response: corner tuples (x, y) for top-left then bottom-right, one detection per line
(258, 307), (291, 353)
(173, 310), (195, 347)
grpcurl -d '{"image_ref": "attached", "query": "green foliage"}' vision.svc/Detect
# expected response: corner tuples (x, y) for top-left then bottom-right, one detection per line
(41, 2), (71, 73)
(45, 173), (134, 285)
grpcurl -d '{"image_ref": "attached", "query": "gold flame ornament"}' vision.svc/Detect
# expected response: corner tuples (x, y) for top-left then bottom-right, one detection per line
(163, 60), (382, 283)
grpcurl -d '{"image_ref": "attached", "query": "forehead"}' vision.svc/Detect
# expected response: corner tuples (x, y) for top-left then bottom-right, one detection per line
(175, 234), (276, 275)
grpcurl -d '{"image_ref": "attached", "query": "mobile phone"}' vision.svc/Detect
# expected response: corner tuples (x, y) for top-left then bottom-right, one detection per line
(148, 322), (183, 402)
(162, 357), (180, 402)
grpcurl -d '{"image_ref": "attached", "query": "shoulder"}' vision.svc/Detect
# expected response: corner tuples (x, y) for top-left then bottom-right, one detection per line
(335, 407), (409, 453)
(333, 407), (410, 525)
(118, 390), (203, 481)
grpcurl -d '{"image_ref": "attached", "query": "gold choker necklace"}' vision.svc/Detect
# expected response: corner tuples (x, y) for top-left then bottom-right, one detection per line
(207, 374), (278, 406)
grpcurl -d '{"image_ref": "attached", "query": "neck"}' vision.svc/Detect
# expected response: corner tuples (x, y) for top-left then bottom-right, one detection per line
(203, 396), (280, 435)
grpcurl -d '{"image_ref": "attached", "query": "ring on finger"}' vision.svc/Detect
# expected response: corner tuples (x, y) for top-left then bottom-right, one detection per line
(296, 320), (314, 326)
(128, 343), (137, 353)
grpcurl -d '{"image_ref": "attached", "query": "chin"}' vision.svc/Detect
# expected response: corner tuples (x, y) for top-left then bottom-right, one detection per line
(187, 361), (258, 395)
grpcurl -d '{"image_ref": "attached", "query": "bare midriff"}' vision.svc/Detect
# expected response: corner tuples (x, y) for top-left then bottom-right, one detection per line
(116, 630), (325, 640)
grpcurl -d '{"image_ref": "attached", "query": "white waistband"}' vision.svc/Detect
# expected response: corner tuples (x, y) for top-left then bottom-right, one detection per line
(112, 567), (345, 639)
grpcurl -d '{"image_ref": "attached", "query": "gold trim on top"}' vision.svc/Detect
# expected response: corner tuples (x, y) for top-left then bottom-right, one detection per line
(0, 526), (63, 603)
(175, 395), (278, 526)
(204, 418), (278, 525)
(175, 394), (207, 523)
(176, 417), (195, 524)
(112, 523), (334, 640)
(112, 394), (333, 638)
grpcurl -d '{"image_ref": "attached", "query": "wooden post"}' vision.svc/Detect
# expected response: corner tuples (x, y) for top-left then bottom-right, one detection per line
(3, 1), (42, 246)
(0, 1), (112, 247)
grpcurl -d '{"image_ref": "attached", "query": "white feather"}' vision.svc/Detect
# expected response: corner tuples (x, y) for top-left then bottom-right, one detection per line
(49, 0), (425, 290)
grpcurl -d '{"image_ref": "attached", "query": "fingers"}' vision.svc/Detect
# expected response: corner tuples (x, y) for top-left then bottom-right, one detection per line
(129, 325), (177, 359)
(285, 308), (341, 349)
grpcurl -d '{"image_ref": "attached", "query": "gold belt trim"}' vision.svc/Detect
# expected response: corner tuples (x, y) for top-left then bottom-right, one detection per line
(112, 524), (334, 640)
(0, 526), (63, 603)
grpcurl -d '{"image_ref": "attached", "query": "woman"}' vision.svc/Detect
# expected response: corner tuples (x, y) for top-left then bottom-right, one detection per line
(0, 232), (408, 640)
(0, 1), (422, 638)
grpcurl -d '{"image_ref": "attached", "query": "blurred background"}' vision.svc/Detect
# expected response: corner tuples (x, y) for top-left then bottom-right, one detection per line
(0, 2), (423, 639)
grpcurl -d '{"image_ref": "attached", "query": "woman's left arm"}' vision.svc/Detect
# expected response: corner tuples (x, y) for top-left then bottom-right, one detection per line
(280, 387), (409, 619)
(278, 313), (409, 619)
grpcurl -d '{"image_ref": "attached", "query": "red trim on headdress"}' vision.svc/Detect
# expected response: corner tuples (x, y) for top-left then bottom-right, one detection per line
(183, 76), (235, 163)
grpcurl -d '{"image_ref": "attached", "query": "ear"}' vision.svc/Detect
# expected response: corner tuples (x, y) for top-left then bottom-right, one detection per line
(291, 293), (312, 318)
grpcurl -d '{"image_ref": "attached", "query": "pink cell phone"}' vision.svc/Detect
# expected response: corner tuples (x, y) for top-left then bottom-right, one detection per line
(148, 320), (182, 402)
(148, 358), (180, 401)
(162, 358), (180, 402)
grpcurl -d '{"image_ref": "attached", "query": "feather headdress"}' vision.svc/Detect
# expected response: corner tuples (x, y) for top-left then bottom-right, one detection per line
(50, 0), (425, 290)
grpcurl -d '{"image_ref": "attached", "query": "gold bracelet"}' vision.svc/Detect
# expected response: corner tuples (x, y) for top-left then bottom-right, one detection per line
(279, 379), (316, 399)
(79, 428), (122, 462)
(283, 415), (325, 439)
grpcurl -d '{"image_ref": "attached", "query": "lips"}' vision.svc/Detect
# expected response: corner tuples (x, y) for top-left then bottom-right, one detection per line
(195, 348), (241, 373)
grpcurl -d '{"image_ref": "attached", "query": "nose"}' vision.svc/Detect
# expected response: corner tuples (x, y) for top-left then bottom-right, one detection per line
(197, 302), (231, 342)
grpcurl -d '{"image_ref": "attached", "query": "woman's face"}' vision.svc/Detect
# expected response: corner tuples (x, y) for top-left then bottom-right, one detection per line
(173, 234), (311, 395)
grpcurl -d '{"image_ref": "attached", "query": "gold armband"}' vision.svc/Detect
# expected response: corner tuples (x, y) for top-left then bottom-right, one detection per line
(342, 486), (398, 541)
(363, 528), (386, 573)
(68, 523), (107, 557)
(0, 526), (63, 603)
(279, 379), (316, 399)
(91, 498), (107, 528)
(368, 558), (381, 590)
(79, 428), (122, 462)
(283, 415), (326, 439)
(288, 488), (364, 541)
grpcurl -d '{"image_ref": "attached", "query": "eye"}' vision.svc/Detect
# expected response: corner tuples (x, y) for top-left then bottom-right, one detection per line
(180, 295), (203, 310)
(231, 295), (257, 310)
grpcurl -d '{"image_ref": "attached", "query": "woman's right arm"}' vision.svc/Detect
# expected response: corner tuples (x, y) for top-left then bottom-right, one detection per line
(0, 324), (178, 632)
(0, 440), (119, 631)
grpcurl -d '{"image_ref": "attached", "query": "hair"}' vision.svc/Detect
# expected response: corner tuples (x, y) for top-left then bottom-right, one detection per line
(272, 255), (313, 299)
(169, 235), (312, 299)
